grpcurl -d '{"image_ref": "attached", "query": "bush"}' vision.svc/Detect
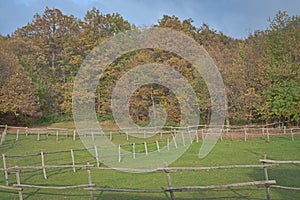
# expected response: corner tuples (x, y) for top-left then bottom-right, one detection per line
(35, 114), (73, 125)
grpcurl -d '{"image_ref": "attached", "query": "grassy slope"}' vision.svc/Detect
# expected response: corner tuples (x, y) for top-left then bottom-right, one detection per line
(0, 130), (299, 200)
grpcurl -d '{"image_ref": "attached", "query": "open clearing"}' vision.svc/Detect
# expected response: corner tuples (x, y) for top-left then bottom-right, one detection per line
(0, 127), (299, 200)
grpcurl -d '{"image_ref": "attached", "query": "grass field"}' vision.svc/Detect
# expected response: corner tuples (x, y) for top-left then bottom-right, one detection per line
(0, 128), (299, 199)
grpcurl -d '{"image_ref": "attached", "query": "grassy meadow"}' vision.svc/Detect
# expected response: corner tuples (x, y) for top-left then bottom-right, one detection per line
(0, 126), (299, 199)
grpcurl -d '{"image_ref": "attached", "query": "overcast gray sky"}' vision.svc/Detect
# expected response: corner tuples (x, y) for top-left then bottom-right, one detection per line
(0, 0), (299, 38)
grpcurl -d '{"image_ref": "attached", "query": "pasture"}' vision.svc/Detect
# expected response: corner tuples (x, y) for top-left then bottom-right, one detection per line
(0, 124), (299, 199)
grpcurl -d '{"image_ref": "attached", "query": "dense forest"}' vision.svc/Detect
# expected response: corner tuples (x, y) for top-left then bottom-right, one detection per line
(0, 7), (299, 126)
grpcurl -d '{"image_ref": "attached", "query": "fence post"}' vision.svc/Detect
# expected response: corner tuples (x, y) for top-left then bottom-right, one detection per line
(172, 135), (178, 149)
(0, 124), (7, 144)
(94, 145), (100, 168)
(283, 126), (286, 135)
(73, 130), (76, 141)
(126, 132), (129, 141)
(181, 131), (185, 146)
(16, 129), (19, 141)
(86, 162), (94, 200)
(2, 154), (9, 185)
(144, 142), (148, 156)
(195, 130), (199, 143)
(41, 152), (47, 179)
(132, 143), (136, 159)
(156, 141), (160, 152)
(262, 154), (271, 200)
(37, 129), (40, 141)
(15, 168), (23, 200)
(188, 129), (193, 144)
(220, 128), (223, 141)
(70, 149), (76, 172)
(25, 127), (28, 136)
(266, 128), (270, 143)
(244, 128), (247, 142)
(91, 132), (95, 141)
(164, 162), (175, 200)
(291, 129), (294, 141)
(118, 144), (121, 163)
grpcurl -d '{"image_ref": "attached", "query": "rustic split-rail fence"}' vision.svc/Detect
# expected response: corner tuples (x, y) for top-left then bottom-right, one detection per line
(0, 151), (299, 200)
(0, 123), (299, 199)
(0, 122), (299, 145)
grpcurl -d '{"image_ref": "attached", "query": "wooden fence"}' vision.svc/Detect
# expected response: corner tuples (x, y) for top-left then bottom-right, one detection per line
(2, 146), (97, 183)
(2, 126), (299, 168)
(260, 155), (300, 199)
(0, 123), (299, 199)
(0, 160), (277, 200)
(0, 150), (299, 200)
(1, 124), (300, 146)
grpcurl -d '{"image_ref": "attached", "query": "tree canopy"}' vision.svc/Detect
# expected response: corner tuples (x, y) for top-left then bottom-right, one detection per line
(0, 8), (299, 125)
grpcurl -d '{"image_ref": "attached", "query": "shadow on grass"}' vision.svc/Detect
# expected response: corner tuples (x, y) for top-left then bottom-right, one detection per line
(248, 165), (300, 200)
(0, 187), (270, 200)
(23, 188), (41, 200)
(92, 188), (268, 200)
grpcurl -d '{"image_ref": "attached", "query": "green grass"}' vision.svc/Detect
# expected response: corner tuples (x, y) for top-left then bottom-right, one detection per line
(0, 132), (299, 199)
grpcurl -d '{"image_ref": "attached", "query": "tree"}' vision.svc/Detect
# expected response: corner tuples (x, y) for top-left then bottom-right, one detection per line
(13, 8), (85, 114)
(83, 7), (132, 45)
(258, 11), (300, 123)
(266, 11), (300, 83)
(156, 15), (197, 38)
(0, 37), (18, 89)
(14, 7), (84, 81)
(0, 67), (40, 118)
(4, 7), (299, 125)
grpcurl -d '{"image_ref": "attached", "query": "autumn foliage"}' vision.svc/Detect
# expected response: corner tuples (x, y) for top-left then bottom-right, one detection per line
(0, 8), (299, 125)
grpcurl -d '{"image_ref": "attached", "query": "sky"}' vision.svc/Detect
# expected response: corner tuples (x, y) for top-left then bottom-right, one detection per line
(0, 0), (299, 39)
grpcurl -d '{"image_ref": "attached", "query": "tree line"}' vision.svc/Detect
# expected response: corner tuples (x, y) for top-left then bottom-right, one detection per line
(0, 7), (299, 125)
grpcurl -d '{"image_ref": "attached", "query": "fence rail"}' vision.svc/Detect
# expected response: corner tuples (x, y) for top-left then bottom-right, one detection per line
(0, 162), (279, 200)
(0, 156), (298, 200)
(260, 156), (300, 194)
(270, 185), (300, 191)
(164, 180), (277, 192)
(1, 124), (299, 146)
(1, 123), (300, 199)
